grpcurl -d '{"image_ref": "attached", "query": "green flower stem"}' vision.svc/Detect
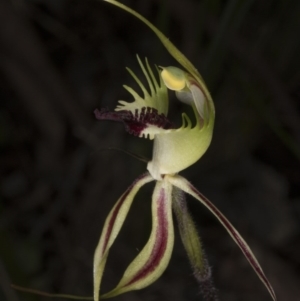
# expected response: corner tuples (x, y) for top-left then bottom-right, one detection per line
(172, 187), (218, 301)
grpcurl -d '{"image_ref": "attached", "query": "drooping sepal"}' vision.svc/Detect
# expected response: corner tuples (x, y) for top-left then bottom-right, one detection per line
(93, 173), (154, 301)
(168, 175), (277, 301)
(101, 179), (174, 298)
(172, 187), (218, 301)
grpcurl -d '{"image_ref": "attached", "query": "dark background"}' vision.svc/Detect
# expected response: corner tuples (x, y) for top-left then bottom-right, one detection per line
(1, 0), (300, 300)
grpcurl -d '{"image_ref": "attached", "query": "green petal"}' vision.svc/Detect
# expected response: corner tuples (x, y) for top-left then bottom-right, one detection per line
(168, 175), (277, 301)
(101, 179), (174, 298)
(93, 173), (154, 301)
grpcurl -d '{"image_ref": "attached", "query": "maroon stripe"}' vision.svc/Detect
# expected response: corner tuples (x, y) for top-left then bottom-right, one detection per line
(101, 173), (149, 255)
(126, 188), (168, 286)
(189, 184), (276, 300)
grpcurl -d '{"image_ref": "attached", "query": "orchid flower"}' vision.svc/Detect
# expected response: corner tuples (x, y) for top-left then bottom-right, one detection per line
(93, 1), (277, 301)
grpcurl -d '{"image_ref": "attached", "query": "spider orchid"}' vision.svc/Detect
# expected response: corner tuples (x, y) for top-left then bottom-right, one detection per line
(93, 1), (276, 301)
